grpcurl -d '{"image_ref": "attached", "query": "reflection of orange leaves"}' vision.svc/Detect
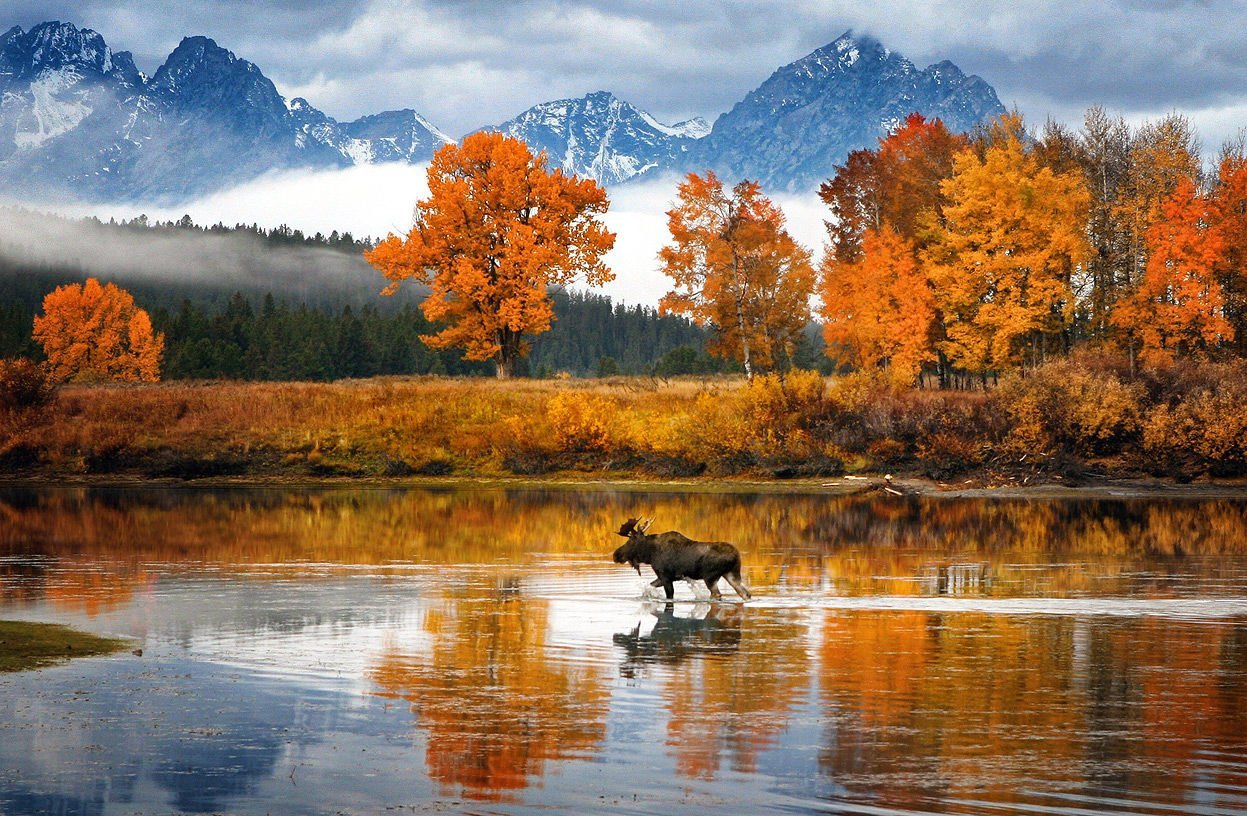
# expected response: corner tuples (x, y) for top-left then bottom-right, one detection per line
(369, 594), (609, 801)
(44, 570), (148, 617)
(820, 611), (932, 731)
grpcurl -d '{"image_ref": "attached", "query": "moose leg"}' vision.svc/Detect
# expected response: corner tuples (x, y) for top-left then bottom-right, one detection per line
(662, 580), (675, 600)
(725, 570), (752, 601)
(704, 577), (722, 599)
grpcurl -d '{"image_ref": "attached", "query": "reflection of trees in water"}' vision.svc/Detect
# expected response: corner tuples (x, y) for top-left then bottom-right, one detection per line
(368, 582), (610, 802)
(816, 610), (1247, 809)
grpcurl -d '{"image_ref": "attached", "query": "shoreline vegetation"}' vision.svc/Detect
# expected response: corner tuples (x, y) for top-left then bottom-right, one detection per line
(0, 620), (131, 672)
(3, 359), (1246, 493)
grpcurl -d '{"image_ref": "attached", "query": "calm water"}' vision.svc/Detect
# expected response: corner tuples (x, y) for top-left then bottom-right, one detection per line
(1, 485), (1246, 815)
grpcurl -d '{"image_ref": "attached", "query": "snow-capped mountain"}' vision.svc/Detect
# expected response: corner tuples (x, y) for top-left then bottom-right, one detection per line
(0, 22), (450, 202)
(481, 91), (708, 185)
(0, 22), (1006, 201)
(684, 31), (1005, 191)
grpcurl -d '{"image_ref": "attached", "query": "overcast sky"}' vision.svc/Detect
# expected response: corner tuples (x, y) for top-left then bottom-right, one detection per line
(10, 0), (1247, 148)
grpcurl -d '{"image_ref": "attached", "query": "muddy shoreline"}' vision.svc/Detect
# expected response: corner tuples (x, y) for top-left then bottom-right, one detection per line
(3, 471), (1247, 500)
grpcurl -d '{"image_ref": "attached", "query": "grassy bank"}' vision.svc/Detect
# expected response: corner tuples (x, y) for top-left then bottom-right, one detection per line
(0, 620), (131, 671)
(2, 356), (1246, 484)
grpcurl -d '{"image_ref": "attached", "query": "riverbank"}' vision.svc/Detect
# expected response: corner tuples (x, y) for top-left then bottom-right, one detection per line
(1, 361), (1245, 487)
(0, 620), (131, 672)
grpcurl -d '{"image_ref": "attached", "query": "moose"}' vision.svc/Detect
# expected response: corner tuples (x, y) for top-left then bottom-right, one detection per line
(612, 517), (752, 601)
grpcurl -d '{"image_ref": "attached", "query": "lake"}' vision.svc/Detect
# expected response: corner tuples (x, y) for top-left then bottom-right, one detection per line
(1, 485), (1246, 815)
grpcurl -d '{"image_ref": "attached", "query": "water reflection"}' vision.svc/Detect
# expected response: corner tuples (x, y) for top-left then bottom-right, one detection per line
(369, 580), (611, 802)
(614, 602), (742, 674)
(0, 485), (1245, 814)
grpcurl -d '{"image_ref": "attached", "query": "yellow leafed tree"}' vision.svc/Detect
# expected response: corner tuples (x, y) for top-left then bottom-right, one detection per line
(926, 116), (1092, 372)
(659, 172), (814, 377)
(365, 132), (616, 378)
(32, 277), (163, 383)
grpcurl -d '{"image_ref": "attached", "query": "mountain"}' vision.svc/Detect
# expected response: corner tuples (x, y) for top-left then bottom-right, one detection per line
(482, 91), (708, 185)
(683, 32), (1005, 191)
(0, 22), (451, 202)
(0, 22), (1005, 201)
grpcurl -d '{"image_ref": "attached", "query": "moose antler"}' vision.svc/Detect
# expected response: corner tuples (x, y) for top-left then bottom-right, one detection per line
(637, 517), (653, 534)
(617, 518), (639, 537)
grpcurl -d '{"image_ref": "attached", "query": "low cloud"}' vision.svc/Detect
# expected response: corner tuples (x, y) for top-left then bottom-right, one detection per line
(0, 192), (398, 304)
(4, 163), (830, 309)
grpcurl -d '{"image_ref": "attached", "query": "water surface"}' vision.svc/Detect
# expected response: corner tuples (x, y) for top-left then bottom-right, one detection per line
(1, 486), (1246, 815)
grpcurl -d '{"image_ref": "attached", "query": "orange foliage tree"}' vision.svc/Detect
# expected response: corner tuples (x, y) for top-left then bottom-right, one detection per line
(818, 115), (962, 382)
(1213, 148), (1247, 353)
(659, 172), (814, 377)
(820, 225), (935, 385)
(925, 116), (1092, 372)
(1112, 178), (1232, 365)
(32, 278), (163, 383)
(819, 114), (965, 264)
(365, 132), (616, 378)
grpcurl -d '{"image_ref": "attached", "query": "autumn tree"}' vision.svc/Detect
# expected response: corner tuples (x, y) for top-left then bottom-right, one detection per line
(1112, 178), (1232, 365)
(1077, 107), (1135, 339)
(659, 172), (814, 377)
(32, 278), (163, 383)
(1115, 114), (1202, 296)
(818, 114), (962, 381)
(820, 225), (936, 385)
(1212, 141), (1247, 353)
(925, 115), (1092, 373)
(365, 132), (616, 378)
(819, 113), (965, 263)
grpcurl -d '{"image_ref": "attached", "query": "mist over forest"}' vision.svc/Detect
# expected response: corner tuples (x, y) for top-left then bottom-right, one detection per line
(0, 207), (756, 379)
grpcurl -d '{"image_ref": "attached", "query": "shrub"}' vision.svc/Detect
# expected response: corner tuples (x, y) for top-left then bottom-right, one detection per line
(1142, 375), (1247, 476)
(546, 390), (618, 452)
(992, 361), (1143, 460)
(0, 358), (55, 415)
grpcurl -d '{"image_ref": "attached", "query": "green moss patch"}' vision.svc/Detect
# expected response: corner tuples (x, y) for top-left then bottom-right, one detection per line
(0, 620), (131, 672)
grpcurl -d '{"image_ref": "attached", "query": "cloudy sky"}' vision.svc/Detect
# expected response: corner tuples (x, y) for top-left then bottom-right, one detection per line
(10, 0), (1247, 146)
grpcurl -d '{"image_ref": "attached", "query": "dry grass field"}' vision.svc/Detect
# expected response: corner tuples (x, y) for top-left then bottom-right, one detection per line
(2, 355), (1246, 482)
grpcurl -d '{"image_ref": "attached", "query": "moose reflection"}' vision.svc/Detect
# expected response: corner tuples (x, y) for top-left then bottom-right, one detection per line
(614, 602), (743, 677)
(612, 517), (752, 600)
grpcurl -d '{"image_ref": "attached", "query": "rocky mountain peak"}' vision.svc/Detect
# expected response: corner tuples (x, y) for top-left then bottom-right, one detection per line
(0, 21), (140, 86)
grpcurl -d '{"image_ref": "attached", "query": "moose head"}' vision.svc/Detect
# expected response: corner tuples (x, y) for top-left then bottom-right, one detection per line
(613, 517), (653, 574)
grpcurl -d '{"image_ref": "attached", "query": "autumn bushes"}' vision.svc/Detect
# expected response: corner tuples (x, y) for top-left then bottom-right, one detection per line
(3, 361), (1247, 481)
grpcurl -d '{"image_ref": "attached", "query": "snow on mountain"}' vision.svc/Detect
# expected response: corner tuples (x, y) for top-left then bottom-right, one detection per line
(0, 22), (1007, 201)
(481, 90), (704, 185)
(0, 22), (452, 202)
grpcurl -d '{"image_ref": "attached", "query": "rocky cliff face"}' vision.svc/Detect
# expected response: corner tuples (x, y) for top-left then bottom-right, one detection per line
(483, 90), (708, 185)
